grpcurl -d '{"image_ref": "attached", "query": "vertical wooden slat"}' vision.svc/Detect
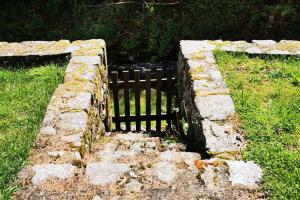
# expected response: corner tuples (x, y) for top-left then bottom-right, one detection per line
(166, 71), (173, 128)
(123, 71), (130, 131)
(156, 69), (162, 133)
(145, 69), (151, 132)
(134, 70), (141, 131)
(112, 71), (121, 131)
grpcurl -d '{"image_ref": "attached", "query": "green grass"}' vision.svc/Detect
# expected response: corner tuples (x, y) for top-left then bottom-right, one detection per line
(215, 51), (300, 200)
(0, 63), (66, 199)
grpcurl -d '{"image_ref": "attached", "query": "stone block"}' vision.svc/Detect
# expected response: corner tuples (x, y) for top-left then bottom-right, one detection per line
(63, 92), (92, 111)
(195, 95), (235, 120)
(226, 160), (262, 189)
(56, 112), (88, 134)
(31, 163), (76, 185)
(40, 126), (56, 135)
(61, 134), (82, 147)
(86, 163), (130, 186)
(202, 119), (244, 153)
(70, 56), (101, 65)
(151, 162), (177, 184)
(180, 40), (216, 55)
(252, 40), (276, 46)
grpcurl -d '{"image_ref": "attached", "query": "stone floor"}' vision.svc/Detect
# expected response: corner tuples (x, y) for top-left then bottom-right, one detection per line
(17, 132), (263, 200)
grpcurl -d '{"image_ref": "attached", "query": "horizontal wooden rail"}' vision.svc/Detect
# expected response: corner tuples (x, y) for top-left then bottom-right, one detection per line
(109, 78), (176, 89)
(112, 113), (175, 122)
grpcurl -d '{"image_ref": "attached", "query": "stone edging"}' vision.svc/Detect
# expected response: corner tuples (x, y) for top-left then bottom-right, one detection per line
(0, 39), (111, 191)
(177, 39), (300, 190)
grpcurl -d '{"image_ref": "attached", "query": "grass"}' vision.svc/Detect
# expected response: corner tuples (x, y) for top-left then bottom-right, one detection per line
(0, 63), (66, 199)
(215, 51), (300, 200)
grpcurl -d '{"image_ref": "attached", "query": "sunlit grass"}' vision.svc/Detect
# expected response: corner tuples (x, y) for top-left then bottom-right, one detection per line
(0, 63), (66, 199)
(215, 51), (300, 200)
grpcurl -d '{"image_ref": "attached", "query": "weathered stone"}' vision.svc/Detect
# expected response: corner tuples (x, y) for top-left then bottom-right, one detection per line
(145, 141), (157, 149)
(65, 63), (99, 83)
(151, 162), (177, 184)
(92, 195), (103, 200)
(180, 40), (216, 55)
(201, 161), (233, 199)
(103, 143), (118, 152)
(73, 151), (82, 159)
(245, 47), (263, 54)
(86, 163), (130, 186)
(56, 112), (88, 134)
(181, 152), (201, 166)
(209, 69), (223, 80)
(252, 40), (276, 46)
(226, 160), (262, 188)
(205, 56), (216, 64)
(40, 126), (56, 135)
(202, 119), (243, 153)
(159, 151), (200, 167)
(129, 143), (143, 153)
(268, 49), (290, 55)
(41, 111), (57, 126)
(31, 163), (76, 185)
(159, 151), (183, 163)
(63, 92), (92, 111)
(70, 56), (101, 65)
(47, 150), (65, 157)
(195, 95), (235, 120)
(98, 150), (137, 162)
(222, 45), (238, 52)
(61, 134), (82, 147)
(115, 133), (148, 141)
(125, 179), (143, 193)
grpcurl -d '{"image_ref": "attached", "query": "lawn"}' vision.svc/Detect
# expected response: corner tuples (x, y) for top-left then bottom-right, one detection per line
(0, 63), (66, 199)
(215, 51), (300, 200)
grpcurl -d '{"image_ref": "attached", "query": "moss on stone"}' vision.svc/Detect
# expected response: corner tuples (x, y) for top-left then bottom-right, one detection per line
(195, 90), (229, 96)
(190, 52), (205, 60)
(189, 66), (205, 75)
(277, 41), (300, 52)
(208, 40), (231, 50)
(191, 75), (213, 82)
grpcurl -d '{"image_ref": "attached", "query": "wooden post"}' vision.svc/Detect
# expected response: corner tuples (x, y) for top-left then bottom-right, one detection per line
(145, 69), (151, 132)
(134, 70), (141, 131)
(166, 71), (173, 129)
(123, 71), (130, 131)
(156, 69), (162, 133)
(112, 71), (121, 131)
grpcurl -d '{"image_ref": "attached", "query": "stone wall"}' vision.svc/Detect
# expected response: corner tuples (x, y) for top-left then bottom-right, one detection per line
(178, 39), (300, 156)
(0, 39), (111, 184)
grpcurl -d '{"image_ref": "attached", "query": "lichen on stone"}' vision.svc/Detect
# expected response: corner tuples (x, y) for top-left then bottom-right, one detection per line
(190, 52), (205, 60)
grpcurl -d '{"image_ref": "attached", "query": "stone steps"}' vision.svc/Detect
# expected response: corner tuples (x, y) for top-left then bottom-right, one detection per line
(17, 132), (263, 199)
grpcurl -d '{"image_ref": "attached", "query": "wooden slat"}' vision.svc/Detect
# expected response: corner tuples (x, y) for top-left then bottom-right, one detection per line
(111, 71), (120, 131)
(123, 71), (130, 131)
(134, 70), (141, 131)
(109, 78), (175, 89)
(156, 69), (162, 133)
(166, 71), (172, 128)
(145, 69), (151, 132)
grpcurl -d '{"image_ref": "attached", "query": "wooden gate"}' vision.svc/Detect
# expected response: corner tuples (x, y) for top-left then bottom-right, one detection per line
(110, 69), (176, 133)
